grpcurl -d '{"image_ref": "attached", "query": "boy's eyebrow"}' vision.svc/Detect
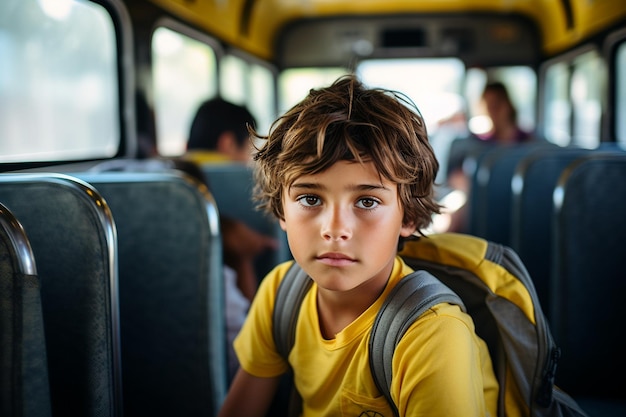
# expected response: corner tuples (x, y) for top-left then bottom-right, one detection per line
(289, 182), (391, 192)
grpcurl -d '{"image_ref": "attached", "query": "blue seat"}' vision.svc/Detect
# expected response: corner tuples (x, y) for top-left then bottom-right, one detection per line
(0, 201), (51, 417)
(445, 139), (496, 235)
(201, 163), (291, 281)
(0, 173), (122, 417)
(75, 171), (227, 417)
(445, 136), (495, 181)
(551, 154), (626, 411)
(469, 141), (555, 243)
(510, 147), (594, 316)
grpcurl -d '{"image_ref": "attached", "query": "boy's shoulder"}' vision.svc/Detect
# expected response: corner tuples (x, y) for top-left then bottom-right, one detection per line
(271, 259), (297, 280)
(258, 259), (298, 298)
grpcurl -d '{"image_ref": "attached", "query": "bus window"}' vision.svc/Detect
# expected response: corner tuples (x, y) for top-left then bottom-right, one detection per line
(542, 47), (604, 148)
(615, 41), (626, 144)
(571, 50), (604, 148)
(278, 67), (350, 115)
(0, 0), (118, 162)
(152, 25), (218, 156)
(220, 54), (247, 105)
(543, 62), (571, 146)
(356, 58), (466, 182)
(248, 63), (276, 136)
(220, 54), (276, 136)
(356, 62), (536, 159)
(357, 58), (466, 136)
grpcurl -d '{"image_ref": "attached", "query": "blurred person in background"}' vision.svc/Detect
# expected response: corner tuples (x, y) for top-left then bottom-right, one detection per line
(435, 81), (534, 233)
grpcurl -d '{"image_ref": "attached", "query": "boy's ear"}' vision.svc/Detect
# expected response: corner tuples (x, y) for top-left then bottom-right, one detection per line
(279, 218), (287, 231)
(400, 222), (417, 237)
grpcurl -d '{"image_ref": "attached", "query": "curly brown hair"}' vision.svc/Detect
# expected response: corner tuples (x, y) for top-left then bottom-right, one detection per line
(252, 74), (440, 235)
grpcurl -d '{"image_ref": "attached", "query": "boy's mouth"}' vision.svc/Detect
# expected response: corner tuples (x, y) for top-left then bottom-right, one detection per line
(316, 252), (356, 266)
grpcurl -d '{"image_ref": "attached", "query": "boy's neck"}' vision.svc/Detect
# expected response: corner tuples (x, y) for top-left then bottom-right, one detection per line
(315, 274), (389, 339)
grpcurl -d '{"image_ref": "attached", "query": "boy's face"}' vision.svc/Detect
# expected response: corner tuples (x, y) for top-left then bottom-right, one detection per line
(280, 160), (415, 293)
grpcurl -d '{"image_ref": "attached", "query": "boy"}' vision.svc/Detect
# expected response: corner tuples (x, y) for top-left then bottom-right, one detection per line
(218, 75), (498, 416)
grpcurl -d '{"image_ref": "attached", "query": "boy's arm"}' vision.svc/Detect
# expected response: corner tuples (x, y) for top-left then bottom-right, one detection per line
(218, 368), (281, 417)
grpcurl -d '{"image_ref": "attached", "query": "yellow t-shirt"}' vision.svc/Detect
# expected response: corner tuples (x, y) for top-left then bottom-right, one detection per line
(234, 257), (499, 417)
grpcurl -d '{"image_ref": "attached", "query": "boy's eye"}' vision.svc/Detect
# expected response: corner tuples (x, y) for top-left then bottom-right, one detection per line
(297, 195), (321, 207)
(356, 198), (379, 209)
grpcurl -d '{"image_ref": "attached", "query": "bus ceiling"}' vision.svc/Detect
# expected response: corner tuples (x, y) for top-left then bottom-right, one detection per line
(275, 15), (541, 69)
(146, 0), (626, 66)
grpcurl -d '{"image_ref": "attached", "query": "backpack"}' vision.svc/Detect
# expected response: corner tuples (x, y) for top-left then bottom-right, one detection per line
(272, 233), (589, 417)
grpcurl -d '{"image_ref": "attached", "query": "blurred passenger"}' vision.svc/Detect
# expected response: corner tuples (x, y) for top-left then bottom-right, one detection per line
(182, 97), (277, 300)
(476, 81), (533, 144)
(436, 81), (534, 233)
(185, 97), (256, 164)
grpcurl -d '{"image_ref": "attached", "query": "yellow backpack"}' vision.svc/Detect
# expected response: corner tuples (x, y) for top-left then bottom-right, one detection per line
(273, 233), (588, 417)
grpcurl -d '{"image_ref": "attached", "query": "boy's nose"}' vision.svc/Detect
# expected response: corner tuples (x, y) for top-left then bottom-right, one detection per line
(321, 206), (353, 241)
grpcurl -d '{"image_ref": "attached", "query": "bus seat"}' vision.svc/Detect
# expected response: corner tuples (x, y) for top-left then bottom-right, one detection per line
(0, 173), (122, 417)
(201, 163), (291, 281)
(445, 139), (495, 235)
(470, 141), (556, 243)
(510, 147), (607, 319)
(445, 136), (495, 181)
(74, 171), (227, 417)
(551, 154), (626, 409)
(0, 201), (52, 417)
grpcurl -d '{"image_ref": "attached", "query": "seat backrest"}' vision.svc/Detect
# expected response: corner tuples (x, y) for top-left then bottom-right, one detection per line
(445, 136), (495, 180)
(0, 173), (122, 417)
(510, 147), (597, 315)
(470, 141), (556, 243)
(201, 163), (291, 281)
(74, 171), (227, 417)
(0, 201), (52, 417)
(461, 141), (498, 235)
(551, 154), (626, 400)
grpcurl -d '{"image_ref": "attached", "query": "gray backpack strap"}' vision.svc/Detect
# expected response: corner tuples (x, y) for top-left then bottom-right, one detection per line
(369, 270), (465, 417)
(272, 262), (312, 360)
(272, 262), (312, 417)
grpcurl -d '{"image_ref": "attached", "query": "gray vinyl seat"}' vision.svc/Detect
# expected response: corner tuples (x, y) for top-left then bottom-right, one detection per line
(0, 173), (121, 417)
(0, 201), (51, 417)
(551, 154), (626, 415)
(74, 171), (227, 417)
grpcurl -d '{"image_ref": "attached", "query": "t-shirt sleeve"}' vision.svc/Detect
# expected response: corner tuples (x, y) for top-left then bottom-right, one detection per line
(233, 261), (294, 378)
(391, 303), (497, 417)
